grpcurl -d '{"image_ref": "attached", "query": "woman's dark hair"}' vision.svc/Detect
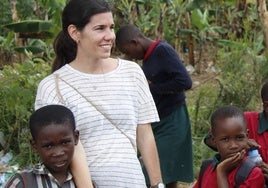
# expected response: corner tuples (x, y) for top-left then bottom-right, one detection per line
(52, 0), (112, 72)
(30, 105), (76, 140)
(210, 105), (246, 135)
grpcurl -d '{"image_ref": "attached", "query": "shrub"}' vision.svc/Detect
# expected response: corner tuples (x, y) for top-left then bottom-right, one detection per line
(0, 57), (50, 166)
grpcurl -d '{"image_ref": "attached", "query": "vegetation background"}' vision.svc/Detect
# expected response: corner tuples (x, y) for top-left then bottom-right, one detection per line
(1, 0), (268, 186)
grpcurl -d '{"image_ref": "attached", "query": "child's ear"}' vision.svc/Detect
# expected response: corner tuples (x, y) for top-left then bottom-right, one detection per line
(30, 139), (37, 152)
(211, 135), (217, 148)
(130, 39), (138, 46)
(74, 130), (79, 145)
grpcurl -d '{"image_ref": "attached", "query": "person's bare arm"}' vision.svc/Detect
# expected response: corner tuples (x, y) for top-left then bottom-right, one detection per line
(216, 163), (230, 188)
(70, 140), (94, 188)
(257, 161), (268, 183)
(136, 123), (163, 186)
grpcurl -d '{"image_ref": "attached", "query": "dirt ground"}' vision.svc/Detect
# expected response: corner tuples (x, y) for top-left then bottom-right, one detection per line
(177, 181), (195, 188)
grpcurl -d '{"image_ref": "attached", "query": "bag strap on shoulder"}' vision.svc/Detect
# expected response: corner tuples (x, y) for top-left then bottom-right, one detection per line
(198, 158), (256, 188)
(198, 158), (213, 188)
(234, 158), (255, 188)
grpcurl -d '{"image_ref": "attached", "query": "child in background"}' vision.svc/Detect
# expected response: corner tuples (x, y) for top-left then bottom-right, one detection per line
(245, 80), (268, 182)
(194, 105), (265, 188)
(5, 105), (79, 188)
(204, 80), (268, 184)
(116, 23), (193, 188)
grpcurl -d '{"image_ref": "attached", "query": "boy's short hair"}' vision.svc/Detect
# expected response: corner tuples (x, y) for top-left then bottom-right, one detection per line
(30, 105), (75, 140)
(211, 105), (246, 135)
(115, 24), (143, 47)
(261, 80), (268, 102)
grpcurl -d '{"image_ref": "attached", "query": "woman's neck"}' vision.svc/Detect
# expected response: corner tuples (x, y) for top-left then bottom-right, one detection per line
(69, 57), (118, 74)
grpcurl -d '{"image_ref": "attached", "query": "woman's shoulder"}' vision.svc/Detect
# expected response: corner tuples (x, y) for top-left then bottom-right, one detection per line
(38, 66), (68, 86)
(117, 59), (147, 81)
(118, 58), (139, 66)
(37, 73), (56, 88)
(118, 58), (143, 71)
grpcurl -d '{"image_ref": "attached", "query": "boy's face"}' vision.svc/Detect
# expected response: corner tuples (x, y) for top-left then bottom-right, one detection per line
(31, 123), (79, 177)
(212, 117), (248, 161)
(117, 40), (145, 60)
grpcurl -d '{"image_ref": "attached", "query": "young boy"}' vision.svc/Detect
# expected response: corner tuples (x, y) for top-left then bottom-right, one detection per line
(204, 81), (268, 184)
(4, 105), (79, 188)
(193, 105), (265, 188)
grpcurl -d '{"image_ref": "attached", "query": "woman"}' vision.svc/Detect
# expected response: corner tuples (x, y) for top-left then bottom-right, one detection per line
(35, 0), (163, 187)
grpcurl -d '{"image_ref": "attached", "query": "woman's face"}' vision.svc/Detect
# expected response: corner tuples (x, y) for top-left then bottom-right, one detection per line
(77, 12), (115, 60)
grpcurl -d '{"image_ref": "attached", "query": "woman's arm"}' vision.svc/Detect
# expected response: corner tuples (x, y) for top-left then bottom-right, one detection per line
(70, 140), (94, 188)
(136, 123), (163, 186)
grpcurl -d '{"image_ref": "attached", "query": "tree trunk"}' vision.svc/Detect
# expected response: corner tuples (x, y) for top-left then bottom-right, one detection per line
(10, 0), (24, 63)
(185, 12), (195, 68)
(258, 0), (268, 55)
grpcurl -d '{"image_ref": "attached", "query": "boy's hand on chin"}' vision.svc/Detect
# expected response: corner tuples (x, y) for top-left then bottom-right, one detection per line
(217, 149), (246, 174)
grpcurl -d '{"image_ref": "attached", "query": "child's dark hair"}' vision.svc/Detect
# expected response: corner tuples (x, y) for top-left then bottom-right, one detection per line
(52, 0), (113, 72)
(261, 80), (268, 102)
(115, 24), (143, 48)
(211, 105), (246, 135)
(30, 105), (75, 140)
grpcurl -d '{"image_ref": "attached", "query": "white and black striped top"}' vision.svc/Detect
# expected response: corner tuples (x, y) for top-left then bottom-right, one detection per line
(35, 59), (159, 188)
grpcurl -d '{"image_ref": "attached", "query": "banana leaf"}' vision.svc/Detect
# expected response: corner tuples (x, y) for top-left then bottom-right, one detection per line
(3, 20), (54, 39)
(14, 46), (44, 54)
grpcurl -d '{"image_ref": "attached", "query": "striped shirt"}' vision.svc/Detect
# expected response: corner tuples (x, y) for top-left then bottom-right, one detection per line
(35, 59), (159, 187)
(4, 164), (75, 188)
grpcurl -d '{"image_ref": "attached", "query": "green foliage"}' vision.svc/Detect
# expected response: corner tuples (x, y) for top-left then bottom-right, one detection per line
(215, 20), (267, 110)
(3, 20), (53, 34)
(0, 56), (50, 166)
(0, 0), (64, 59)
(0, 33), (15, 67)
(0, 1), (267, 182)
(188, 85), (219, 136)
(217, 48), (260, 109)
(192, 136), (215, 177)
(187, 16), (268, 178)
(16, 0), (36, 20)
(0, 0), (12, 35)
(187, 84), (219, 177)
(185, 0), (209, 12)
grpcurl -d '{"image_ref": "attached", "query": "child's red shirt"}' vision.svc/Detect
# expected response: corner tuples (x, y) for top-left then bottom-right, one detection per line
(245, 111), (268, 163)
(193, 155), (265, 188)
